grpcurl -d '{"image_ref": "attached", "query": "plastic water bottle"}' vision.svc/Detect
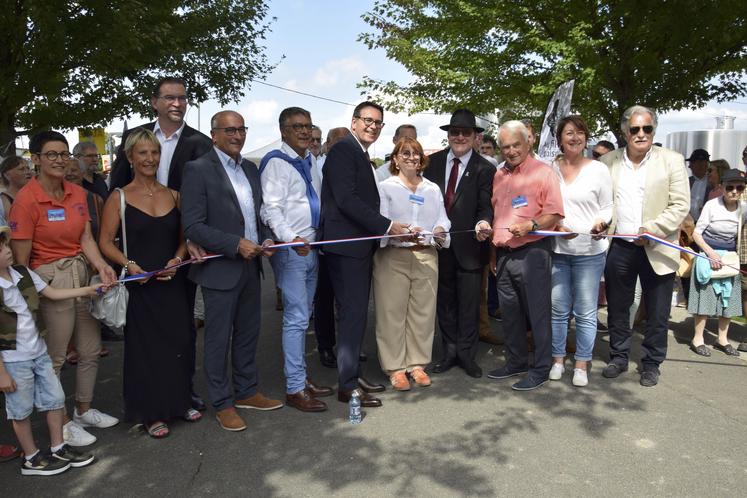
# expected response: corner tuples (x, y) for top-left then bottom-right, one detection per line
(349, 391), (362, 424)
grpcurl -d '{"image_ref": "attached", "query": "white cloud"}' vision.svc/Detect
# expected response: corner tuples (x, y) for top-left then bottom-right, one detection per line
(241, 99), (279, 126)
(312, 56), (366, 88)
(284, 79), (299, 91)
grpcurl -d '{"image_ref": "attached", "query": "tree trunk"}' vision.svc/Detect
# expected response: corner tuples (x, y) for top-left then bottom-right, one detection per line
(0, 111), (18, 157)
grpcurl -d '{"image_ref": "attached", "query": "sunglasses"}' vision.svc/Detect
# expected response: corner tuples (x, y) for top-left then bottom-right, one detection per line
(725, 185), (745, 193)
(629, 125), (654, 135)
(448, 128), (475, 137)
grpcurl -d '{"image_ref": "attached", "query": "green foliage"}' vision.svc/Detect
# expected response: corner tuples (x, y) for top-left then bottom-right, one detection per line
(359, 0), (747, 140)
(0, 0), (276, 150)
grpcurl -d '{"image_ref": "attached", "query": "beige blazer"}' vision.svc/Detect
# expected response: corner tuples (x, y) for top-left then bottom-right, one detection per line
(601, 146), (690, 275)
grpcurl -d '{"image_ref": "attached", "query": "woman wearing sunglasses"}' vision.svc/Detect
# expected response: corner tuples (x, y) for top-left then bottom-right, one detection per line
(688, 169), (747, 357)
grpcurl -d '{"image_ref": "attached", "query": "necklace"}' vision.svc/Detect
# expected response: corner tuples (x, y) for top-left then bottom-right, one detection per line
(143, 183), (156, 197)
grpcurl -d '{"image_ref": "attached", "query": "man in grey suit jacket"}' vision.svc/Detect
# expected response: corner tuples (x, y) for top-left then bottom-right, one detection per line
(181, 110), (282, 432)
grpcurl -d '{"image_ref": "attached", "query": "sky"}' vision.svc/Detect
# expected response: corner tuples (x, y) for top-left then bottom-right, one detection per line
(62, 1), (747, 161)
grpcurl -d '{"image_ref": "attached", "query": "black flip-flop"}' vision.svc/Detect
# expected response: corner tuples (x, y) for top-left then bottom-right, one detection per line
(690, 344), (711, 357)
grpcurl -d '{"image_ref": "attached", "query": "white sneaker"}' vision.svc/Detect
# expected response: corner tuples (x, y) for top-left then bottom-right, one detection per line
(549, 363), (565, 381)
(572, 368), (588, 387)
(63, 421), (97, 447)
(73, 408), (119, 429)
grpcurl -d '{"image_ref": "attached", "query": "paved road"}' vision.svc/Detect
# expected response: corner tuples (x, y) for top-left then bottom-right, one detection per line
(2, 261), (746, 496)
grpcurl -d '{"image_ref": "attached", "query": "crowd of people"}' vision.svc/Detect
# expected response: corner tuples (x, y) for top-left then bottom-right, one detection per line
(1, 75), (747, 476)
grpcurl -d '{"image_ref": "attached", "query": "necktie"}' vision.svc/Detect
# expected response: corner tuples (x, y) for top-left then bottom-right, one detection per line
(445, 158), (459, 212)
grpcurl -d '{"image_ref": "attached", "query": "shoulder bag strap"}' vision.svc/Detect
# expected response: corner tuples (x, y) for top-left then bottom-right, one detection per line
(116, 188), (128, 259)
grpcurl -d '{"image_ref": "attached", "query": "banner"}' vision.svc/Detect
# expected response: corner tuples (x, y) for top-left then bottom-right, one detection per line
(77, 127), (107, 170)
(537, 80), (575, 162)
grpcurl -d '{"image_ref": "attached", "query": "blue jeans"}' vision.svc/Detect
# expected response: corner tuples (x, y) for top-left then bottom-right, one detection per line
(270, 248), (318, 394)
(551, 252), (606, 361)
(2, 353), (65, 420)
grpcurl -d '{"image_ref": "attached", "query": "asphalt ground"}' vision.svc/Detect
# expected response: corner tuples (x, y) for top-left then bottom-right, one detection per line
(2, 260), (747, 496)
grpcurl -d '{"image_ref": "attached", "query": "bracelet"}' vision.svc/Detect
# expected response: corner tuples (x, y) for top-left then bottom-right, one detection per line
(125, 260), (136, 270)
(174, 256), (183, 263)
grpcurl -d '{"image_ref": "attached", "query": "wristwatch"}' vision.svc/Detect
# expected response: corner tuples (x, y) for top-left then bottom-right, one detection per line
(530, 219), (539, 232)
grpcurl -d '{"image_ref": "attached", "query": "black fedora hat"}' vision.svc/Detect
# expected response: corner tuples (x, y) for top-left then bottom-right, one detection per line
(439, 109), (484, 133)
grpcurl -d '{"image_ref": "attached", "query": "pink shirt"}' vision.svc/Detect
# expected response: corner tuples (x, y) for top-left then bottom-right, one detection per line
(491, 155), (564, 248)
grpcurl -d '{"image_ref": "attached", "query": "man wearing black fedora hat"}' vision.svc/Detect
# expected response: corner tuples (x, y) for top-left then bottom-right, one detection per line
(424, 109), (495, 378)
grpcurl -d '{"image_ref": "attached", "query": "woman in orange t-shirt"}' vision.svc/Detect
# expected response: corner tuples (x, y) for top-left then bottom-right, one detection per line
(9, 131), (118, 447)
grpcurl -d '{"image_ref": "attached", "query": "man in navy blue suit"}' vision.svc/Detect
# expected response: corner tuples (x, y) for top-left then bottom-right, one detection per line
(319, 101), (410, 407)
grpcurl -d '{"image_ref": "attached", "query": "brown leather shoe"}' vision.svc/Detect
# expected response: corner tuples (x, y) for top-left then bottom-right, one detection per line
(358, 376), (385, 393)
(337, 388), (382, 407)
(286, 389), (328, 412)
(389, 371), (411, 391)
(235, 392), (284, 411)
(305, 378), (333, 397)
(215, 407), (246, 432)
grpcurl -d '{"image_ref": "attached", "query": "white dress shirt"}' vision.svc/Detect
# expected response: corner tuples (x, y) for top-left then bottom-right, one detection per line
(153, 120), (185, 186)
(552, 159), (613, 256)
(378, 176), (451, 247)
(0, 268), (48, 363)
(445, 149), (473, 189)
(375, 161), (393, 183)
(615, 148), (653, 237)
(214, 146), (258, 242)
(260, 142), (321, 242)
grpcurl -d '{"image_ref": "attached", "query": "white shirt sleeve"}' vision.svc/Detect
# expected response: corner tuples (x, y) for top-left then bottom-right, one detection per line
(260, 158), (296, 243)
(28, 269), (48, 293)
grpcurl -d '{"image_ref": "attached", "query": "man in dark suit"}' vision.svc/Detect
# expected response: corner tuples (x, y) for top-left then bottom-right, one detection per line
(320, 101), (409, 407)
(109, 76), (212, 192)
(181, 110), (282, 432)
(424, 109), (494, 378)
(109, 76), (212, 411)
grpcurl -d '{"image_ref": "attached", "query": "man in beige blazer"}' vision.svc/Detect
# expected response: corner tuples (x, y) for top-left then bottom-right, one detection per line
(600, 105), (690, 387)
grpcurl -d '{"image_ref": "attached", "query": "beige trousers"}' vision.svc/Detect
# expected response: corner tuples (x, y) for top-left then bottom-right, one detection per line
(373, 246), (438, 374)
(35, 255), (101, 404)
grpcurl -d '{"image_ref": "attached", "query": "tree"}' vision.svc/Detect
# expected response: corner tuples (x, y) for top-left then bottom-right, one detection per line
(359, 0), (747, 143)
(0, 0), (277, 153)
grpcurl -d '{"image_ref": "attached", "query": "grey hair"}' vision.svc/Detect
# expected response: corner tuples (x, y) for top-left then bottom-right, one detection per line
(72, 141), (97, 156)
(620, 105), (658, 134)
(497, 120), (529, 146)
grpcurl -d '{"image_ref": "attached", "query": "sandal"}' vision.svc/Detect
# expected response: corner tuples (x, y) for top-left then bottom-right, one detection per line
(0, 444), (20, 463)
(183, 408), (202, 422)
(690, 343), (711, 357)
(146, 422), (170, 439)
(714, 342), (740, 357)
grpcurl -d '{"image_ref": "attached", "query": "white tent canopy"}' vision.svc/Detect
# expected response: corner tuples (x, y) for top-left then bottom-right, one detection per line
(243, 139), (281, 165)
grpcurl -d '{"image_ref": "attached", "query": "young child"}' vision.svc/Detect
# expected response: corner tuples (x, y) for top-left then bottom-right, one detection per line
(0, 226), (108, 476)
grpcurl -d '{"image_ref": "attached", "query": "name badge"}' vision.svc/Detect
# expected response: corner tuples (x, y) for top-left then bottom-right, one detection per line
(409, 194), (425, 205)
(511, 195), (528, 209)
(47, 208), (66, 222)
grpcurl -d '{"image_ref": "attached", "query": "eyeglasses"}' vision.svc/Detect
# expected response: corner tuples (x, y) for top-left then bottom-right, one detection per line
(398, 151), (420, 159)
(212, 126), (248, 136)
(355, 116), (385, 128)
(36, 151), (73, 161)
(725, 185), (745, 193)
(284, 123), (314, 132)
(629, 125), (654, 135)
(77, 153), (101, 160)
(310, 137), (322, 143)
(448, 128), (474, 137)
(158, 95), (188, 104)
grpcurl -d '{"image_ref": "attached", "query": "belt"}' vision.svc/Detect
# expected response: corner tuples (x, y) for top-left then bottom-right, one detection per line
(390, 245), (431, 252)
(495, 238), (548, 254)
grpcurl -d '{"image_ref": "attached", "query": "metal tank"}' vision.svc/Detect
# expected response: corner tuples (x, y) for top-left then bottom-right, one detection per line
(665, 117), (747, 171)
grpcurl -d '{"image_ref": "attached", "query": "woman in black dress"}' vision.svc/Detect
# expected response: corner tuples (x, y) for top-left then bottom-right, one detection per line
(99, 128), (199, 438)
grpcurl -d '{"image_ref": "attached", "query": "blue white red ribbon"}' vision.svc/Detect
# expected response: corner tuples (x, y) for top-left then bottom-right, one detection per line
(118, 228), (744, 281)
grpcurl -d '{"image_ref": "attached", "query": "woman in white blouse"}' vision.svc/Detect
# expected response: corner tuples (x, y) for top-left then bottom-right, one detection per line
(373, 137), (450, 391)
(549, 116), (613, 387)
